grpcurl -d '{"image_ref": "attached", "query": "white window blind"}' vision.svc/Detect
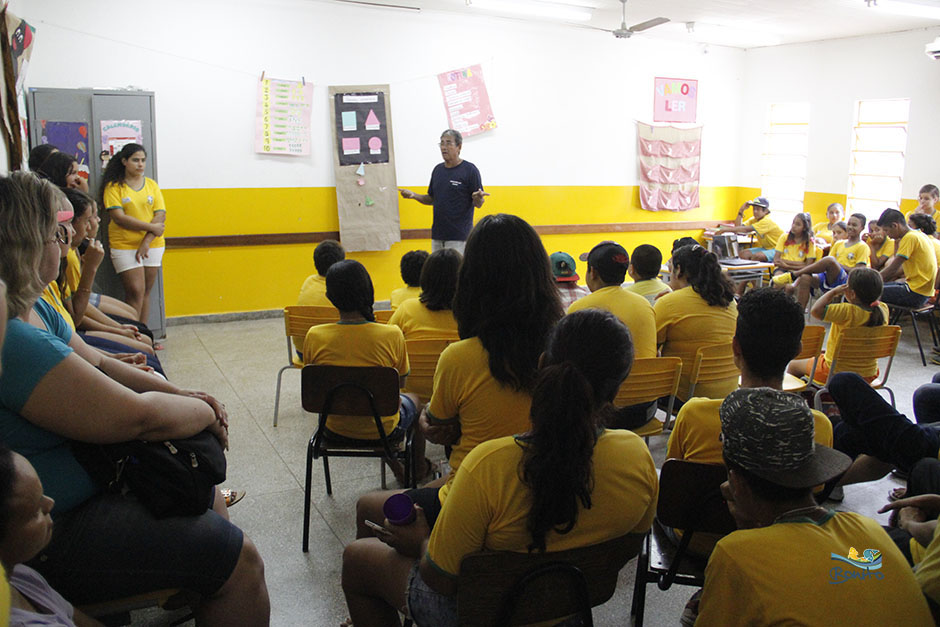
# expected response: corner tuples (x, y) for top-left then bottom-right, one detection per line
(761, 103), (810, 228)
(847, 98), (910, 222)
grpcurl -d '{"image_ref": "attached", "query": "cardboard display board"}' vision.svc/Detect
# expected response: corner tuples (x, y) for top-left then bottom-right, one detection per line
(329, 85), (400, 252)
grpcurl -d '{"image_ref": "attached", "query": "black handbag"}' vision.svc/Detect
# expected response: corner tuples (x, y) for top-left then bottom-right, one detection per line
(72, 430), (226, 518)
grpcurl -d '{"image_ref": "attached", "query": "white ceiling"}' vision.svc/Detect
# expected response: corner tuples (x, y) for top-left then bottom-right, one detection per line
(337, 0), (940, 48)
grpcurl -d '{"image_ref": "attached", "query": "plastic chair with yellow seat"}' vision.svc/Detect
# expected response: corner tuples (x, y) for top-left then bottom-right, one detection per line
(273, 305), (339, 427)
(613, 357), (682, 439)
(782, 324), (826, 393)
(688, 342), (740, 400)
(403, 338), (455, 404)
(374, 309), (394, 324)
(813, 325), (901, 411)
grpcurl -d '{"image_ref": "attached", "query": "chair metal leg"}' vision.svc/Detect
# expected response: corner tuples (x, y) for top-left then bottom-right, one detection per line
(910, 311), (927, 366)
(273, 365), (293, 427)
(303, 438), (315, 552)
(380, 460), (387, 490)
(323, 455), (332, 496)
(631, 537), (650, 626)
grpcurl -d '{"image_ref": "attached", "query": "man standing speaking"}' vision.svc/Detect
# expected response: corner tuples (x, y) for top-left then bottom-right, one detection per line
(398, 129), (488, 254)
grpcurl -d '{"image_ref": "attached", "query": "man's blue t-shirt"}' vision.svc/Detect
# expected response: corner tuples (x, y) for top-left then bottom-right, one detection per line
(427, 160), (483, 241)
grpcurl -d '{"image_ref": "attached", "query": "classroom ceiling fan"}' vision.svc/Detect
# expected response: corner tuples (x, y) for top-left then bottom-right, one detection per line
(601, 0), (670, 39)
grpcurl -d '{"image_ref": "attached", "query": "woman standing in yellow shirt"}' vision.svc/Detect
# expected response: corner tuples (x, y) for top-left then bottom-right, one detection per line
(100, 143), (165, 323)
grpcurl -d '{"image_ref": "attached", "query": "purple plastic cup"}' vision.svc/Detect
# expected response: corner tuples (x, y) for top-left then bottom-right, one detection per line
(383, 493), (416, 526)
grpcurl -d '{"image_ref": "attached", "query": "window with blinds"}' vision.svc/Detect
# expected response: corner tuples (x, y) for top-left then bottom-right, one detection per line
(847, 98), (910, 222)
(760, 102), (810, 227)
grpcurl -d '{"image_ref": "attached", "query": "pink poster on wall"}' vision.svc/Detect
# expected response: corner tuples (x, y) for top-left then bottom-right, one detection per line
(437, 64), (497, 138)
(653, 77), (698, 123)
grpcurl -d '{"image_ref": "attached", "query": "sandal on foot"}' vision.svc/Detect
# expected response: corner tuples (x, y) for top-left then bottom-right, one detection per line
(221, 488), (245, 508)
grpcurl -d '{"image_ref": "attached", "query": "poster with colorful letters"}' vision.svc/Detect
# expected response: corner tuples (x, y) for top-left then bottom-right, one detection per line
(40, 121), (90, 185)
(653, 77), (698, 124)
(437, 64), (496, 138)
(255, 78), (313, 155)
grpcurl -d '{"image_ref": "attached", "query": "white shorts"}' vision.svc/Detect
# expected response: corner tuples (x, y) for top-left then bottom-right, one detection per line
(110, 246), (165, 274)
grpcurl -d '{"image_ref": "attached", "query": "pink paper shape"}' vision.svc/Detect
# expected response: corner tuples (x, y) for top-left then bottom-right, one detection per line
(342, 137), (360, 155)
(653, 77), (698, 123)
(365, 110), (380, 130)
(368, 137), (382, 151)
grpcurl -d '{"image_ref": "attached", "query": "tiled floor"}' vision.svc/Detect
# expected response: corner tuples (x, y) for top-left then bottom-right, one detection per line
(140, 313), (932, 626)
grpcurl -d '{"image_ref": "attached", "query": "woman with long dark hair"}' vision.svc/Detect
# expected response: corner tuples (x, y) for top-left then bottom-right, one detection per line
(354, 213), (563, 538)
(100, 143), (165, 323)
(341, 309), (658, 626)
(655, 243), (738, 401)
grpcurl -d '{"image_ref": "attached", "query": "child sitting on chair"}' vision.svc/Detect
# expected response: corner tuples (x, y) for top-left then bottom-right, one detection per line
(390, 250), (428, 308)
(624, 244), (671, 305)
(303, 260), (428, 482)
(864, 219), (895, 271)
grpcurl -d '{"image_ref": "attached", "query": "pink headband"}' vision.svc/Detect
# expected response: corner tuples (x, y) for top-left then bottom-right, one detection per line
(57, 209), (73, 222)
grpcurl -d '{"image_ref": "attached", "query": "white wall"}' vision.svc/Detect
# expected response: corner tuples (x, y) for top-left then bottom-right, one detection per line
(10, 0), (745, 190)
(739, 26), (940, 199)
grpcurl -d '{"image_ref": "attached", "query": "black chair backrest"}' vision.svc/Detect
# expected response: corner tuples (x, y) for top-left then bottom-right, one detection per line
(301, 365), (400, 416)
(657, 459), (737, 534)
(457, 533), (643, 626)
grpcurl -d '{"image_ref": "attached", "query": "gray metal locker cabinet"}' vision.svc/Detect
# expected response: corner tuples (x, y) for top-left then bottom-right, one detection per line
(26, 88), (165, 338)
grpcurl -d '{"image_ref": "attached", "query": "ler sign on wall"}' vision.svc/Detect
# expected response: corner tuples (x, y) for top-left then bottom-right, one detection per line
(653, 77), (698, 123)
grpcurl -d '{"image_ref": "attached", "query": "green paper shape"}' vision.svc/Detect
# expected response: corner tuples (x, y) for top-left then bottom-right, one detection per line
(365, 197), (375, 207)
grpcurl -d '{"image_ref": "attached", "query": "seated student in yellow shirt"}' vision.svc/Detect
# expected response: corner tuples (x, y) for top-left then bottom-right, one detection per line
(549, 251), (590, 310)
(878, 208), (938, 308)
(303, 259), (427, 482)
(390, 250), (428, 309)
(341, 309), (658, 627)
(624, 244), (671, 305)
(909, 213), (940, 292)
(713, 196), (784, 262)
(770, 213), (818, 280)
(783, 212), (869, 309)
(294, 239), (344, 353)
(813, 202), (844, 248)
(388, 248), (460, 341)
(353, 214), (563, 539)
(693, 387), (932, 627)
(906, 183), (939, 222)
(865, 219), (896, 271)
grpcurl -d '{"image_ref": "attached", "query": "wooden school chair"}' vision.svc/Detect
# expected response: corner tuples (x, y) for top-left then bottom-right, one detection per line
(782, 324), (826, 393)
(631, 459), (737, 627)
(688, 342), (740, 399)
(613, 357), (683, 439)
(301, 365), (415, 551)
(273, 305), (340, 427)
(813, 325), (901, 411)
(887, 301), (939, 367)
(403, 338), (455, 404)
(374, 309), (394, 323)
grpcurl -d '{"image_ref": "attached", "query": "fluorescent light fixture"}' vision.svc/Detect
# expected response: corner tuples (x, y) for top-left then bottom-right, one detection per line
(685, 22), (782, 48)
(868, 0), (940, 20)
(469, 0), (594, 22)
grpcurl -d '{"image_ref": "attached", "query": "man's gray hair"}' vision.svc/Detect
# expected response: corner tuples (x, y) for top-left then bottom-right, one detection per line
(441, 129), (462, 147)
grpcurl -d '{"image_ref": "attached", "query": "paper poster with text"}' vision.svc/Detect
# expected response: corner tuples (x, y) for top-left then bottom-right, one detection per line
(100, 119), (143, 156)
(41, 121), (90, 184)
(255, 78), (314, 155)
(653, 77), (698, 124)
(437, 64), (496, 138)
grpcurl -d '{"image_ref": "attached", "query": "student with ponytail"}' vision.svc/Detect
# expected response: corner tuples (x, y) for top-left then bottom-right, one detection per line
(341, 309), (658, 627)
(788, 267), (888, 385)
(302, 259), (427, 476)
(654, 244), (738, 401)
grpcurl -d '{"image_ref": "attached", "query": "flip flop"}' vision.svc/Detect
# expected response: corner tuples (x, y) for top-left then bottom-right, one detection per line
(221, 488), (245, 508)
(888, 487), (907, 502)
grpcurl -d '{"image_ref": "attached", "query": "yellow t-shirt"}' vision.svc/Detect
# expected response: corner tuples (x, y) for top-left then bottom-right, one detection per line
(745, 215), (785, 250)
(654, 287), (738, 401)
(666, 397), (833, 465)
(65, 248), (82, 294)
(876, 237), (896, 259)
(896, 230), (938, 297)
(103, 178), (166, 250)
(821, 302), (890, 378)
(427, 337), (533, 505)
(831, 239), (870, 268)
(302, 321), (409, 440)
(390, 285), (421, 309)
(426, 430), (658, 577)
(774, 233), (818, 263)
(915, 514), (940, 605)
(41, 284), (75, 331)
(387, 298), (458, 341)
(929, 237), (940, 269)
(813, 222), (836, 245)
(623, 277), (672, 305)
(566, 286), (657, 358)
(698, 512), (933, 626)
(294, 274), (334, 352)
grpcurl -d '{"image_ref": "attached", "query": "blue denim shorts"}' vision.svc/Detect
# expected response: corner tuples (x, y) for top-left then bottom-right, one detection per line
(817, 267), (848, 291)
(28, 492), (243, 605)
(406, 562), (457, 627)
(746, 247), (776, 261)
